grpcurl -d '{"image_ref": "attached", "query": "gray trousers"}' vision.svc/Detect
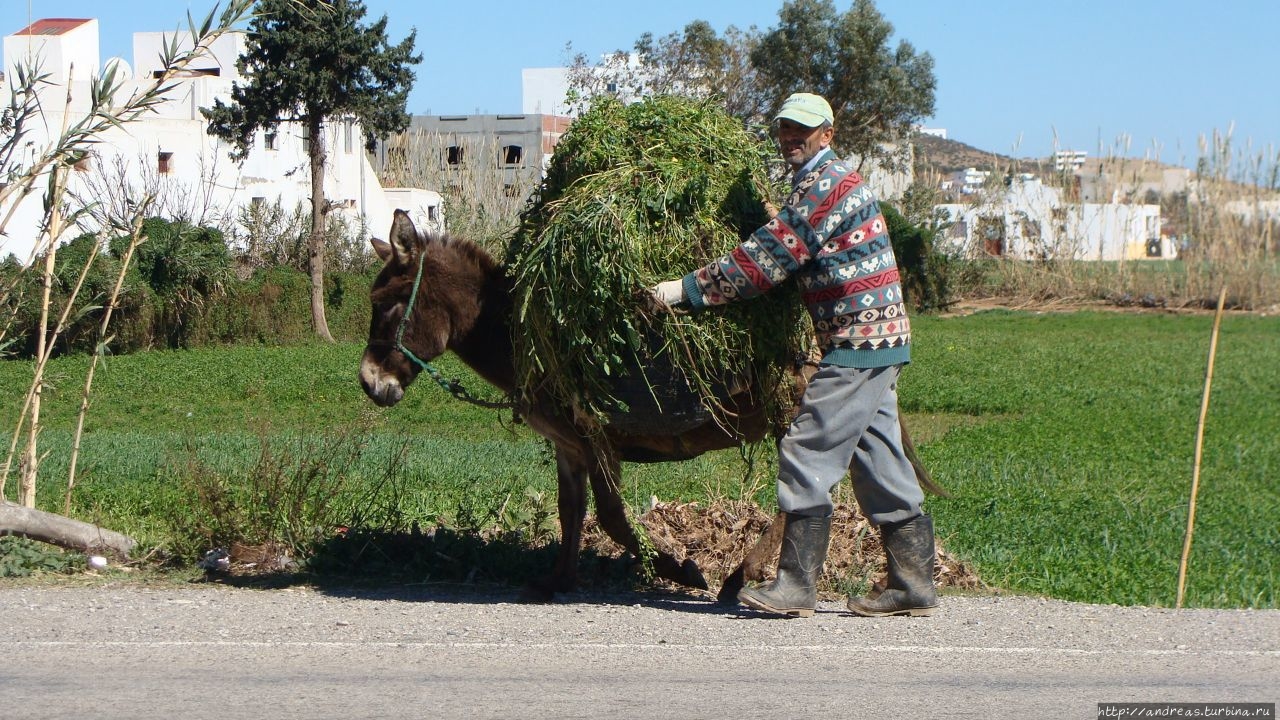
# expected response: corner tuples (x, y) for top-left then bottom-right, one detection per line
(776, 364), (924, 526)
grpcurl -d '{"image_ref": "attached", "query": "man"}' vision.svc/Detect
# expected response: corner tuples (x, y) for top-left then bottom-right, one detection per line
(650, 92), (937, 618)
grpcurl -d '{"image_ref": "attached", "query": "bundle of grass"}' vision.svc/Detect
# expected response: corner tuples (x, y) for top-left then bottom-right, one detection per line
(505, 96), (810, 435)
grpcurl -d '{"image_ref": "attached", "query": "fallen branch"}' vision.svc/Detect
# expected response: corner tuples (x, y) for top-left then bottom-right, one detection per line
(0, 500), (136, 558)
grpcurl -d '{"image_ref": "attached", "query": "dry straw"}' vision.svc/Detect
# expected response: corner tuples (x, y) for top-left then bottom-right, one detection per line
(1176, 286), (1228, 609)
(505, 96), (808, 434)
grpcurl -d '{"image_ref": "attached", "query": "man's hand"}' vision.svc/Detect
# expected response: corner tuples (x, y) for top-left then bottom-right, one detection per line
(763, 200), (780, 219)
(647, 279), (686, 312)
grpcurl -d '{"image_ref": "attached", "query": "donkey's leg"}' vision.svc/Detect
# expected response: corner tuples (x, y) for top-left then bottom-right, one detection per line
(587, 450), (708, 591)
(717, 511), (786, 604)
(525, 446), (589, 601)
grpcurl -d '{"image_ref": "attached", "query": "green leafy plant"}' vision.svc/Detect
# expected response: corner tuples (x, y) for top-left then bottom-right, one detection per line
(506, 95), (808, 433)
(0, 537), (81, 577)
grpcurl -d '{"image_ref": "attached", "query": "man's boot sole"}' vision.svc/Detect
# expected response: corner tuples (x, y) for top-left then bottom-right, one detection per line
(845, 602), (937, 618)
(739, 594), (815, 618)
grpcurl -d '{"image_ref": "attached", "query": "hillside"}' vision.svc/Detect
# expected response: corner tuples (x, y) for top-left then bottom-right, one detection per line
(911, 132), (1042, 176)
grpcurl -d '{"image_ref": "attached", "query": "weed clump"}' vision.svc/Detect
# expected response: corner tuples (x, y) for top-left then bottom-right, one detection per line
(506, 96), (809, 432)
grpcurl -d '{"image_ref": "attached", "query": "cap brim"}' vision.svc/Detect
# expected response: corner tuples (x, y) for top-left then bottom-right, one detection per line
(775, 109), (827, 127)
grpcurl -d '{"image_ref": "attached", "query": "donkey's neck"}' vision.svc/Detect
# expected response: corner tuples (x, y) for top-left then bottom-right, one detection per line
(446, 252), (517, 394)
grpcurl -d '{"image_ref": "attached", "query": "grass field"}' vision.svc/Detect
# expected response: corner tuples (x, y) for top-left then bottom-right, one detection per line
(2, 309), (1276, 608)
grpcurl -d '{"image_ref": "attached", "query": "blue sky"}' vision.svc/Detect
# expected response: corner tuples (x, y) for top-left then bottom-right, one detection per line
(4, 0), (1277, 167)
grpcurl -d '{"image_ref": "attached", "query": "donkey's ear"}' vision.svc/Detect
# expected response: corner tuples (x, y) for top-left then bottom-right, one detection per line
(388, 209), (423, 264)
(371, 237), (392, 262)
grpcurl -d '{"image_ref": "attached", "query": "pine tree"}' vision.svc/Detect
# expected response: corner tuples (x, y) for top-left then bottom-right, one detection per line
(203, 0), (420, 340)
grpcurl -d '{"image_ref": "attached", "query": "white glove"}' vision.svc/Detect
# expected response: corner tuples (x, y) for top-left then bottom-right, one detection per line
(650, 279), (686, 308)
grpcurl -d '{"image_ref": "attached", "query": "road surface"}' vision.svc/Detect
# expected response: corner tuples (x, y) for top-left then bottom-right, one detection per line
(1, 584), (1276, 719)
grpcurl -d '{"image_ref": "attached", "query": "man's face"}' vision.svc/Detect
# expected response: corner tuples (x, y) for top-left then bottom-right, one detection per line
(776, 118), (834, 169)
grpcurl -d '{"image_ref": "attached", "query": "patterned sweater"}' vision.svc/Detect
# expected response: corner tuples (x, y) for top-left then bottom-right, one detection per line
(681, 147), (910, 368)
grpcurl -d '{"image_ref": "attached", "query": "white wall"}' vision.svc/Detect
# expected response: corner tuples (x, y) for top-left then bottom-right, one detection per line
(1, 20), (439, 263)
(937, 178), (1169, 261)
(521, 67), (572, 117)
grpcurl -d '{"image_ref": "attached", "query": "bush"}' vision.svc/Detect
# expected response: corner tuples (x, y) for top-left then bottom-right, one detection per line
(1, 218), (376, 357)
(0, 232), (157, 357)
(881, 202), (954, 312)
(123, 217), (233, 347)
(190, 266), (373, 345)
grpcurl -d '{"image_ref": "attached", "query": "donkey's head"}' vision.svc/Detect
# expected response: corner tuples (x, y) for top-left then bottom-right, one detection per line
(359, 210), (453, 407)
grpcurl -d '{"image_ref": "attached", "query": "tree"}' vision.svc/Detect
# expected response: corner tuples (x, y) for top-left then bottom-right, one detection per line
(566, 0), (935, 170)
(203, 0), (420, 341)
(752, 0), (935, 167)
(566, 21), (768, 123)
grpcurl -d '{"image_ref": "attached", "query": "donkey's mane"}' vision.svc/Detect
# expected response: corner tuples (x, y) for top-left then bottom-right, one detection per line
(422, 230), (502, 276)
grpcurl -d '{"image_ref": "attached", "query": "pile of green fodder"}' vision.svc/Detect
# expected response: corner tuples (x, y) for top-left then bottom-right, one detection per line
(505, 95), (810, 434)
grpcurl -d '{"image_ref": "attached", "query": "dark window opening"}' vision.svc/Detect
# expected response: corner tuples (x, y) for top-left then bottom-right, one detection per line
(158, 151), (173, 175)
(501, 144), (523, 166)
(446, 146), (464, 166)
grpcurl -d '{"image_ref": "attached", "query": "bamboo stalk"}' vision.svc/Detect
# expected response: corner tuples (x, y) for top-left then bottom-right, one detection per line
(1176, 285), (1228, 609)
(66, 212), (150, 514)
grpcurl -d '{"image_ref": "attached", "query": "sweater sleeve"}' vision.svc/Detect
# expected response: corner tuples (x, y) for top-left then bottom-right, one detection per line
(681, 204), (818, 312)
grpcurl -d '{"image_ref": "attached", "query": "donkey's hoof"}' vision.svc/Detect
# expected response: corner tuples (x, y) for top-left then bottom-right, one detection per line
(680, 558), (709, 590)
(520, 576), (570, 603)
(716, 568), (746, 605)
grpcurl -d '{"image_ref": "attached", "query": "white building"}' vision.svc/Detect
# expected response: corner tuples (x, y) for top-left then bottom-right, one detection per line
(1054, 150), (1089, 173)
(936, 176), (1173, 261)
(1, 17), (440, 264)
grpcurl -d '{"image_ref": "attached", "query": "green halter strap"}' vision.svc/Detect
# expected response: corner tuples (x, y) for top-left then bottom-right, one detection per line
(393, 249), (513, 410)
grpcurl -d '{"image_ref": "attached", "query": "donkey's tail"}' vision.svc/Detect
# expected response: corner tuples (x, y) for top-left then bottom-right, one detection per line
(899, 415), (950, 497)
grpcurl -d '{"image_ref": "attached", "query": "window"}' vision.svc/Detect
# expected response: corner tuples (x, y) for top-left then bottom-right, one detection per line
(264, 132), (278, 151)
(501, 144), (523, 167)
(606, 81), (618, 94)
(250, 196), (266, 210)
(157, 151), (173, 175)
(343, 121), (353, 154)
(427, 206), (439, 222)
(445, 145), (464, 166)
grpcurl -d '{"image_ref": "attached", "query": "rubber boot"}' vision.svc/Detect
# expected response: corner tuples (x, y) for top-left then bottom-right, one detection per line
(738, 513), (831, 618)
(846, 514), (939, 617)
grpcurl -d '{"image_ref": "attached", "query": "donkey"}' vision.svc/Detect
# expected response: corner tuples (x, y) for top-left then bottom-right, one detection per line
(359, 210), (938, 601)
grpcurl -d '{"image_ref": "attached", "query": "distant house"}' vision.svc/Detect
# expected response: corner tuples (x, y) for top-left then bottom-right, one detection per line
(1054, 150), (1088, 173)
(936, 175), (1173, 261)
(0, 17), (440, 263)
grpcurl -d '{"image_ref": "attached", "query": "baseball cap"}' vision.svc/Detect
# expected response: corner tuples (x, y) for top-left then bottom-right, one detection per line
(775, 92), (834, 127)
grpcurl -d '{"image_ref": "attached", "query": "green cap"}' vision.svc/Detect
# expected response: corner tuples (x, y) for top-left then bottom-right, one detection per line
(775, 92), (834, 127)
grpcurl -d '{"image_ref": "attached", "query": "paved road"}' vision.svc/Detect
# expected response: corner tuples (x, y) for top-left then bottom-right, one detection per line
(1, 584), (1276, 719)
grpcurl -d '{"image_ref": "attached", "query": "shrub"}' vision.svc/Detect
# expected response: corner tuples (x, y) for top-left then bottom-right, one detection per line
(122, 217), (232, 347)
(881, 202), (954, 312)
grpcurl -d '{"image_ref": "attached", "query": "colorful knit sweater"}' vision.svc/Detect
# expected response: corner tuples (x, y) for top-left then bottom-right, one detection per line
(681, 147), (910, 368)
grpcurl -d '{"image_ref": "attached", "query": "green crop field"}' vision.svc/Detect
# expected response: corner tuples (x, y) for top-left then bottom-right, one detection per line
(2, 309), (1276, 608)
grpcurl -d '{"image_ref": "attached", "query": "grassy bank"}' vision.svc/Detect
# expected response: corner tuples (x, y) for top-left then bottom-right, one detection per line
(2, 310), (1276, 608)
